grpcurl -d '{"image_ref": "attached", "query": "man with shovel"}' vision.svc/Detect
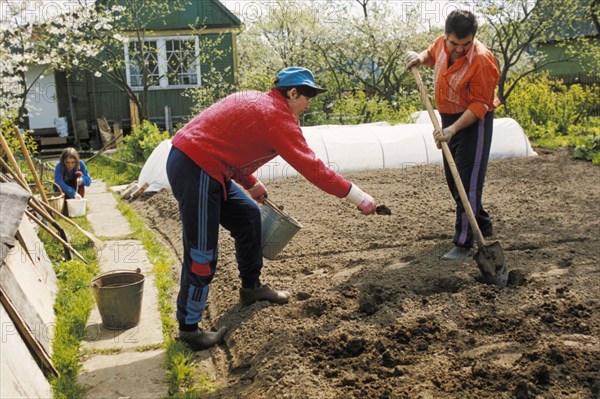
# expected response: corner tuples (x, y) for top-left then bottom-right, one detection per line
(167, 66), (377, 350)
(405, 10), (501, 260)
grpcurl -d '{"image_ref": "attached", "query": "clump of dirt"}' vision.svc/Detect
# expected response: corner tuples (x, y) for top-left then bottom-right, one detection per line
(131, 148), (600, 398)
(376, 204), (392, 215)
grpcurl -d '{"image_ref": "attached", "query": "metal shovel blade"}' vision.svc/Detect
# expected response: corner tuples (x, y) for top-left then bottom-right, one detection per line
(474, 240), (509, 287)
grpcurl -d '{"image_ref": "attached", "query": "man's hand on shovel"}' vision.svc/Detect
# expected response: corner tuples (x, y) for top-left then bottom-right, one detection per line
(433, 126), (457, 149)
(404, 51), (424, 70)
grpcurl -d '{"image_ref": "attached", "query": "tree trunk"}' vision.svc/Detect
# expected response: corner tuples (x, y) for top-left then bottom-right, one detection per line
(592, 0), (600, 34)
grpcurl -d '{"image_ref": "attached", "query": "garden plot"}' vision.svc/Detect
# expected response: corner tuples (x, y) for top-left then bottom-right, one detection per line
(131, 148), (599, 398)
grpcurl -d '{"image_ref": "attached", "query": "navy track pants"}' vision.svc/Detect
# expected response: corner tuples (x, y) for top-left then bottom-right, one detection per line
(166, 147), (263, 325)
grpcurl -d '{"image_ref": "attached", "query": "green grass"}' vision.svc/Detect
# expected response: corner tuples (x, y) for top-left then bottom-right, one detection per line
(526, 117), (600, 165)
(37, 220), (101, 399)
(86, 154), (142, 186)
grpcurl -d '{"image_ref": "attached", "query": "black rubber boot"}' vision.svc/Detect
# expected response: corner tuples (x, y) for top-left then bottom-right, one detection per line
(239, 285), (290, 306)
(178, 327), (227, 351)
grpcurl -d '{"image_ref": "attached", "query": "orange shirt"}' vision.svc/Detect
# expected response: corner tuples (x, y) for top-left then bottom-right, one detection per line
(425, 35), (501, 119)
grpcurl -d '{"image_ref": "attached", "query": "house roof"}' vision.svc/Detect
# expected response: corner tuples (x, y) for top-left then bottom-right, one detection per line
(97, 0), (241, 30)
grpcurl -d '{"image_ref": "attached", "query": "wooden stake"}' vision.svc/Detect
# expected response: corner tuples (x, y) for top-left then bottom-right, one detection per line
(0, 156), (30, 191)
(85, 134), (121, 163)
(0, 130), (28, 188)
(12, 127), (48, 204)
(24, 209), (87, 263)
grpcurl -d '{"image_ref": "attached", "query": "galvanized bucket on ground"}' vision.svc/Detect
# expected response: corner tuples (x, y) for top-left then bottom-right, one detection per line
(261, 200), (302, 260)
(91, 269), (145, 330)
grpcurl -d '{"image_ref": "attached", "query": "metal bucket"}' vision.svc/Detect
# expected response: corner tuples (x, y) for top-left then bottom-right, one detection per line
(260, 200), (302, 260)
(91, 269), (145, 330)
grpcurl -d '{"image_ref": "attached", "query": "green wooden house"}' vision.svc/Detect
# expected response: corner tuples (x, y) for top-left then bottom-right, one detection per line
(26, 0), (241, 150)
(535, 0), (598, 84)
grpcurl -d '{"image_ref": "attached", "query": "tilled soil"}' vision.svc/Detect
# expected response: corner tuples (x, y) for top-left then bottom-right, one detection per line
(131, 148), (600, 399)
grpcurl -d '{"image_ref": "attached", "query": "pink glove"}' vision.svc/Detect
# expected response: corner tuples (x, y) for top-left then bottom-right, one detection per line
(358, 194), (376, 215)
(248, 181), (268, 204)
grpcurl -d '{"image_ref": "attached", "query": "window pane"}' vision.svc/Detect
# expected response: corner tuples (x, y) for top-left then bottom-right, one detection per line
(128, 40), (160, 87)
(166, 39), (198, 86)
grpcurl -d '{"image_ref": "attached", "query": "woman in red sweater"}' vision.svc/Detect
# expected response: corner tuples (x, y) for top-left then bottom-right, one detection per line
(167, 67), (376, 350)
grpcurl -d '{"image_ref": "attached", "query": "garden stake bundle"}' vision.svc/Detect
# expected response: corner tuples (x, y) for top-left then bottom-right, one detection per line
(1, 129), (103, 248)
(0, 131), (100, 261)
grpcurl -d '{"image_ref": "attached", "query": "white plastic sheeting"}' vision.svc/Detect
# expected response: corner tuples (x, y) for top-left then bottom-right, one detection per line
(138, 140), (173, 192)
(139, 117), (536, 192)
(411, 110), (439, 124)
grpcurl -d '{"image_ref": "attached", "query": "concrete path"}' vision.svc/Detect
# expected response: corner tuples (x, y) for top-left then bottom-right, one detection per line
(86, 180), (132, 238)
(78, 180), (168, 399)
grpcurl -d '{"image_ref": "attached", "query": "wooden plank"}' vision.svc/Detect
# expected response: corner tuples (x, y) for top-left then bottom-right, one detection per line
(0, 285), (59, 378)
(40, 136), (68, 146)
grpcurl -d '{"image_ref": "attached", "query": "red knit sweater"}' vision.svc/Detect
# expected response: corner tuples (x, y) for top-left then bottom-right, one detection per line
(171, 89), (351, 199)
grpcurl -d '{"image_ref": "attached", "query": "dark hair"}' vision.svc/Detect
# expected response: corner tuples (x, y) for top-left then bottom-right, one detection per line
(273, 84), (318, 99)
(445, 10), (478, 38)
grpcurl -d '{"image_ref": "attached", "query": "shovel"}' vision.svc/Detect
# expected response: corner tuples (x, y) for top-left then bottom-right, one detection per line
(410, 67), (509, 287)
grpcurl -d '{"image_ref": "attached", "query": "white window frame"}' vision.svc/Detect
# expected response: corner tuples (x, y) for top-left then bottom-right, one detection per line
(124, 35), (202, 91)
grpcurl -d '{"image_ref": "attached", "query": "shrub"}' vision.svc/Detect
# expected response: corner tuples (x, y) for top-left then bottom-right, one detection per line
(331, 90), (419, 125)
(497, 73), (599, 139)
(121, 121), (170, 162)
(573, 135), (600, 165)
(0, 115), (38, 158)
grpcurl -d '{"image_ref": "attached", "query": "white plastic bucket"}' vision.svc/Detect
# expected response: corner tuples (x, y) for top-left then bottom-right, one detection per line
(66, 198), (87, 217)
(260, 200), (302, 260)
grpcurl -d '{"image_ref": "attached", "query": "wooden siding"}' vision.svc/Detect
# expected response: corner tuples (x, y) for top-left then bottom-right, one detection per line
(69, 32), (236, 126)
(537, 40), (598, 75)
(200, 32), (235, 82)
(145, 89), (195, 118)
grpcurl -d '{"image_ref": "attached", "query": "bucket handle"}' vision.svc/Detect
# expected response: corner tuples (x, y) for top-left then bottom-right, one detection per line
(91, 268), (142, 288)
(264, 199), (290, 218)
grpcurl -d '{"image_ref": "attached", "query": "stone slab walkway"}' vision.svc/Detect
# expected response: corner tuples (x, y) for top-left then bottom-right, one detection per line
(86, 180), (132, 238)
(78, 180), (167, 399)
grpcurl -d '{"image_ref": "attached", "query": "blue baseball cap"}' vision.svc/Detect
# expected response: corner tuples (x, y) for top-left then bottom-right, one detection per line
(275, 67), (327, 96)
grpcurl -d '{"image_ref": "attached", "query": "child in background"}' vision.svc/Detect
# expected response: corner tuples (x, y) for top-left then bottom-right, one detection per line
(54, 147), (92, 199)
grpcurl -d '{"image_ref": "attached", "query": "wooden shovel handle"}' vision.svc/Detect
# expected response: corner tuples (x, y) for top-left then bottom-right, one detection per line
(410, 67), (485, 246)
